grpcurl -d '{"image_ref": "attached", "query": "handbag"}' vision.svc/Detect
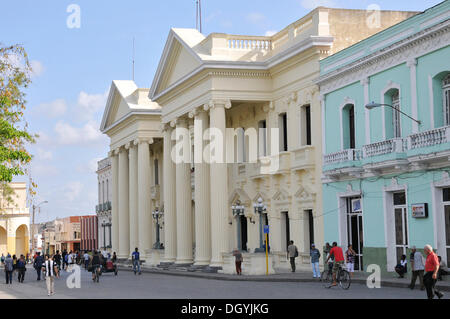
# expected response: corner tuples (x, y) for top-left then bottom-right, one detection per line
(294, 247), (299, 258)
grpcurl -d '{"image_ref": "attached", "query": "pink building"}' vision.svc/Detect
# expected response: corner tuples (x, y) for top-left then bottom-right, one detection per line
(80, 215), (98, 252)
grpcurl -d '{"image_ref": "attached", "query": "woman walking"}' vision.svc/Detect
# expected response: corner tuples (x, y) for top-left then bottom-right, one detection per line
(345, 244), (356, 278)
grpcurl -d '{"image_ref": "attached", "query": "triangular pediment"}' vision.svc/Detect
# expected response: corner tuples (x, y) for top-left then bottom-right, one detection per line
(272, 189), (290, 203)
(150, 29), (205, 98)
(295, 185), (316, 202)
(229, 188), (251, 206)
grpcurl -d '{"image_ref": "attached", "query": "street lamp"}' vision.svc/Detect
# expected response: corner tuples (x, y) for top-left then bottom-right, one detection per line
(253, 197), (267, 253)
(152, 207), (164, 249)
(231, 200), (245, 217)
(365, 101), (421, 125)
(31, 200), (48, 254)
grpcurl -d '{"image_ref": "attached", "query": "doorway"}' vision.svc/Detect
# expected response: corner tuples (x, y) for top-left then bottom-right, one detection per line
(393, 192), (408, 263)
(281, 211), (290, 250)
(239, 215), (248, 251)
(346, 198), (363, 271)
(443, 188), (450, 266)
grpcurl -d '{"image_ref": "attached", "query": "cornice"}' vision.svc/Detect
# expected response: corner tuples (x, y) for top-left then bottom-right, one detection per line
(317, 20), (450, 95)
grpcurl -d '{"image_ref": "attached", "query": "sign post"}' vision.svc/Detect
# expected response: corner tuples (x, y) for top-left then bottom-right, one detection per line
(264, 225), (269, 275)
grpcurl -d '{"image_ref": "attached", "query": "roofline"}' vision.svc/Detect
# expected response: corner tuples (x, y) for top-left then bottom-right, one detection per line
(150, 36), (333, 102)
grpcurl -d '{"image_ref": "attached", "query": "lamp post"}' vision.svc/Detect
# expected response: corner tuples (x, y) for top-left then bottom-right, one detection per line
(152, 208), (164, 249)
(31, 200), (48, 254)
(365, 102), (421, 125)
(253, 197), (267, 253)
(231, 200), (245, 250)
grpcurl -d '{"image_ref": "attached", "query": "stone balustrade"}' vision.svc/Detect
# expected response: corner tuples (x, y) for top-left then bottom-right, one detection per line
(227, 36), (272, 51)
(408, 125), (450, 149)
(324, 148), (360, 165)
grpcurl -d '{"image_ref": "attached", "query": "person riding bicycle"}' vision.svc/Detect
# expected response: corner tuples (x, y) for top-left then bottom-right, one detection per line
(90, 250), (102, 281)
(325, 242), (345, 287)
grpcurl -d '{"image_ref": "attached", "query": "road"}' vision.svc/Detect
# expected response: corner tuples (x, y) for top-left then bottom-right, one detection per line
(0, 266), (445, 299)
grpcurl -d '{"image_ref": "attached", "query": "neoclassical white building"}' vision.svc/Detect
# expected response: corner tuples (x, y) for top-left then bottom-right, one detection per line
(96, 157), (112, 253)
(0, 182), (30, 257)
(101, 7), (415, 274)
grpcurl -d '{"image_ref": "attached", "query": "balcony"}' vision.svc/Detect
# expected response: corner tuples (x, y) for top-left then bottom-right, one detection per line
(272, 152), (291, 174)
(323, 126), (450, 179)
(290, 146), (315, 171)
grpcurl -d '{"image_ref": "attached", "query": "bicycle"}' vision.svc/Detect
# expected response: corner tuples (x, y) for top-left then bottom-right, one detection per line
(321, 262), (351, 290)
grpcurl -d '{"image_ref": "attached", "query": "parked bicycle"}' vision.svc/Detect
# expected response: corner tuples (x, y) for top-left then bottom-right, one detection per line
(321, 262), (351, 289)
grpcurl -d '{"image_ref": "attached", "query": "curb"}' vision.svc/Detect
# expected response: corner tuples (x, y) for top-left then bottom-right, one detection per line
(118, 266), (450, 292)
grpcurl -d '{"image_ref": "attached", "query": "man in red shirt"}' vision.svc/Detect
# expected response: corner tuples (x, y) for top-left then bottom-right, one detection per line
(423, 244), (444, 299)
(326, 242), (345, 286)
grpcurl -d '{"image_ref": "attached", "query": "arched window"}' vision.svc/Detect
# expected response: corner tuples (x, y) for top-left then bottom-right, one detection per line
(392, 91), (401, 138)
(443, 74), (450, 126)
(342, 104), (355, 149)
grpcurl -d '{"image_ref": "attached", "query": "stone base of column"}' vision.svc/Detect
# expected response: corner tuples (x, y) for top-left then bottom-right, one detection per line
(193, 259), (210, 266)
(187, 264), (208, 272)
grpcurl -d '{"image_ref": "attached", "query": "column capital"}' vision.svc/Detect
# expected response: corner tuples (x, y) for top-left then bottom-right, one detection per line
(204, 99), (231, 112)
(161, 123), (172, 133)
(263, 101), (274, 113)
(113, 148), (121, 155)
(188, 106), (208, 118)
(287, 91), (298, 104)
(360, 77), (370, 86)
(124, 142), (132, 150)
(171, 117), (189, 127)
(406, 58), (417, 68)
(133, 137), (154, 145)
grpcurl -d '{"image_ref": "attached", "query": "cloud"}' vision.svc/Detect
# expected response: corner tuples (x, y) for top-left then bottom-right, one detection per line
(246, 12), (266, 25)
(300, 0), (336, 9)
(53, 120), (106, 146)
(75, 91), (108, 121)
(30, 60), (45, 77)
(64, 181), (83, 202)
(265, 30), (277, 36)
(36, 148), (53, 161)
(76, 157), (101, 174)
(36, 99), (67, 118)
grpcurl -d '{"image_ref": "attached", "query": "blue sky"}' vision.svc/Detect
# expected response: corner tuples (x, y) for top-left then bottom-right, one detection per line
(0, 0), (443, 223)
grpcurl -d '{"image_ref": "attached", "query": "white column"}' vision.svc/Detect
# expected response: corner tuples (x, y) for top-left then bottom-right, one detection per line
(175, 118), (193, 264)
(207, 99), (231, 267)
(137, 138), (153, 256)
(190, 108), (211, 265)
(118, 146), (130, 259)
(407, 58), (419, 133)
(110, 150), (119, 255)
(127, 142), (138, 254)
(163, 124), (176, 262)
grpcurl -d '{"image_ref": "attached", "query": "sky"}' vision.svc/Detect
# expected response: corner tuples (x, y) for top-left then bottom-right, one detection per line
(0, 0), (443, 223)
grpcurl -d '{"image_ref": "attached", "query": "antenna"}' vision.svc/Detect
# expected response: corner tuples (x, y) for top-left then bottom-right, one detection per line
(132, 37), (135, 81)
(196, 0), (203, 33)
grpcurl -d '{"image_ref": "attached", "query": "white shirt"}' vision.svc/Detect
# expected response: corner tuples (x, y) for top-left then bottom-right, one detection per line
(67, 254), (73, 263)
(412, 252), (424, 271)
(84, 253), (89, 261)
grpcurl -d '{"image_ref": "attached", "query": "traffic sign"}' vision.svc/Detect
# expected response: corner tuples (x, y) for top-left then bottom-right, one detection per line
(264, 225), (269, 234)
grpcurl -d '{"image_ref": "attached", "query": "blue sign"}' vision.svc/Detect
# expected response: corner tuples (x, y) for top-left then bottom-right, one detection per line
(264, 225), (270, 234)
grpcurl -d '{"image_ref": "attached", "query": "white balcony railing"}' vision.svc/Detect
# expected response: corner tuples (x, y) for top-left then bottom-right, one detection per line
(227, 36), (272, 51)
(324, 149), (361, 165)
(408, 126), (450, 149)
(362, 138), (405, 158)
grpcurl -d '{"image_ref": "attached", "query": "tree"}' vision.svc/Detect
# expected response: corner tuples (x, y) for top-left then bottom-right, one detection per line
(0, 44), (36, 207)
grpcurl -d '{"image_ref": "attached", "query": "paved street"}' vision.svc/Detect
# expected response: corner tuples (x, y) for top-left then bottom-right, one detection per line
(0, 266), (446, 299)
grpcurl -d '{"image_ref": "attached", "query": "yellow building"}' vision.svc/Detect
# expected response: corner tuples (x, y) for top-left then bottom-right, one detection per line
(0, 182), (30, 257)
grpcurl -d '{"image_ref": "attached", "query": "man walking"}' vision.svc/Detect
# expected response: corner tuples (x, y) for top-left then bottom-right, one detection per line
(423, 244), (444, 299)
(83, 251), (90, 270)
(4, 254), (13, 285)
(287, 240), (298, 272)
(310, 244), (321, 278)
(42, 254), (59, 296)
(409, 246), (425, 290)
(33, 252), (44, 281)
(132, 248), (141, 275)
(53, 250), (61, 271)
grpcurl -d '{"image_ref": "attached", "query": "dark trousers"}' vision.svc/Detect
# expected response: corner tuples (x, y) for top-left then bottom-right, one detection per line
(85, 260), (89, 270)
(18, 269), (25, 282)
(5, 271), (12, 284)
(424, 271), (442, 299)
(410, 270), (424, 289)
(235, 261), (242, 275)
(36, 268), (41, 280)
(290, 257), (296, 272)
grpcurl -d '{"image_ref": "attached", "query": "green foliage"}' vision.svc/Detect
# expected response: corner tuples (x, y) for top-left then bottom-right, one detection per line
(0, 44), (36, 183)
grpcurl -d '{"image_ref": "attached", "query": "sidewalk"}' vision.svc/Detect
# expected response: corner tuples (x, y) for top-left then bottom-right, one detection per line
(118, 264), (450, 292)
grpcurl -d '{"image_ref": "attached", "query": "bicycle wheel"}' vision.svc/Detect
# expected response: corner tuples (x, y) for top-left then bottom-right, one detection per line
(339, 269), (351, 290)
(321, 270), (332, 288)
